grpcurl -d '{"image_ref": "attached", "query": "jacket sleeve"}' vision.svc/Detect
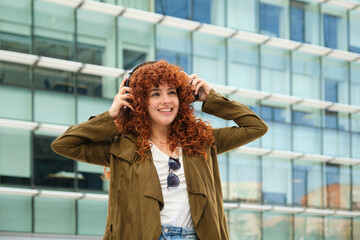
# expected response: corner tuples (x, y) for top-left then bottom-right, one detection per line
(202, 89), (268, 154)
(51, 111), (120, 167)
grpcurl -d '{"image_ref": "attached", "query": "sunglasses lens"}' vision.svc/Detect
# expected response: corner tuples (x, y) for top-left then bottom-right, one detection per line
(167, 173), (180, 188)
(169, 157), (181, 171)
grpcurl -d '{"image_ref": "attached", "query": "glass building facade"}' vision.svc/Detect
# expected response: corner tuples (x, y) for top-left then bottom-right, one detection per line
(1, 0), (360, 239)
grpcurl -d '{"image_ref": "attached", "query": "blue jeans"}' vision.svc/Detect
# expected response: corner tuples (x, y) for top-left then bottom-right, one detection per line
(158, 225), (198, 240)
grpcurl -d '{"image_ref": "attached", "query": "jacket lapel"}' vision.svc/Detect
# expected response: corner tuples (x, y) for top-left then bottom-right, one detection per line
(110, 134), (164, 208)
(182, 151), (208, 228)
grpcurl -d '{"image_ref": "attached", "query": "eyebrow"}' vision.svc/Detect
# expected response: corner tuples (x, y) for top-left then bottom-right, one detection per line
(149, 88), (176, 93)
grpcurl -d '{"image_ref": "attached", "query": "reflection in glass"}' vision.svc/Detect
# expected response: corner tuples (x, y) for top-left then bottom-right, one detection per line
(322, 4), (347, 50)
(350, 63), (360, 106)
(260, 0), (289, 39)
(263, 213), (292, 240)
(193, 32), (225, 85)
(118, 17), (154, 69)
(292, 52), (320, 99)
(0, 0), (31, 53)
(353, 166), (360, 210)
(77, 9), (115, 67)
(229, 210), (261, 240)
(227, 0), (257, 32)
(324, 217), (351, 240)
(349, 11), (360, 53)
(34, 135), (75, 189)
(156, 25), (191, 73)
(325, 164), (351, 209)
(155, 0), (190, 19)
(293, 161), (322, 207)
(294, 215), (323, 240)
(0, 61), (30, 88)
(261, 46), (290, 95)
(0, 32), (30, 53)
(34, 67), (73, 93)
(34, 1), (75, 60)
(228, 39), (259, 90)
(229, 153), (260, 203)
(262, 156), (292, 205)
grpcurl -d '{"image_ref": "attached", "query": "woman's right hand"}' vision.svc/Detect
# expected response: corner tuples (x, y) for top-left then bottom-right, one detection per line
(109, 77), (134, 120)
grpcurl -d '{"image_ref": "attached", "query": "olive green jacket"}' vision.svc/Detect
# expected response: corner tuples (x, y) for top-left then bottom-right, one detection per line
(51, 89), (268, 240)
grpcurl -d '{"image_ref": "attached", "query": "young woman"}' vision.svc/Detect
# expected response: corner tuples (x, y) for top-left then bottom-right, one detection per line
(51, 60), (268, 240)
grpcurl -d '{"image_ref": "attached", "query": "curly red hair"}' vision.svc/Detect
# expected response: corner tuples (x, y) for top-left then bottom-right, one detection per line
(113, 60), (214, 165)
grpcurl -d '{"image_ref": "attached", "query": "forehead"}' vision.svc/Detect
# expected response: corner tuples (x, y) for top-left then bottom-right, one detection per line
(149, 83), (176, 90)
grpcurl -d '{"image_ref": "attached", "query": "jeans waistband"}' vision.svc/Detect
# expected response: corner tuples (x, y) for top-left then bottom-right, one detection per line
(161, 225), (196, 237)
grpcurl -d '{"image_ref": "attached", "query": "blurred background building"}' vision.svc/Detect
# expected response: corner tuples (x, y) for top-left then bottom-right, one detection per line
(1, 0), (360, 239)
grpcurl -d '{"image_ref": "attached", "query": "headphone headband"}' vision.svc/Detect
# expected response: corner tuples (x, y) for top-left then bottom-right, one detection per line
(125, 61), (158, 87)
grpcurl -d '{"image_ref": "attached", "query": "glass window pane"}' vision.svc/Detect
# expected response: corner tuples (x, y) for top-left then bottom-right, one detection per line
(34, 1), (75, 60)
(0, 61), (30, 88)
(262, 156), (292, 205)
(350, 11), (360, 53)
(294, 215), (323, 240)
(292, 52), (321, 99)
(323, 129), (350, 158)
(156, 25), (191, 73)
(261, 46), (290, 95)
(118, 18), (155, 69)
(228, 39), (259, 90)
(77, 9), (116, 66)
(229, 210), (261, 240)
(325, 164), (351, 209)
(0, 195), (32, 232)
(262, 122), (292, 151)
(293, 125), (321, 154)
(351, 62), (360, 106)
(193, 32), (226, 85)
(78, 199), (107, 235)
(0, 0), (31, 53)
(294, 160), (323, 208)
(229, 153), (260, 203)
(0, 85), (32, 120)
(354, 217), (360, 240)
(227, 0), (257, 32)
(155, 0), (190, 19)
(323, 58), (348, 104)
(322, 4), (348, 50)
(77, 74), (116, 99)
(353, 166), (360, 210)
(263, 213), (292, 240)
(260, 0), (289, 39)
(34, 134), (75, 189)
(77, 96), (112, 123)
(193, 0), (225, 26)
(34, 197), (76, 234)
(324, 217), (351, 240)
(34, 89), (75, 125)
(0, 127), (31, 185)
(117, 0), (149, 11)
(352, 132), (360, 159)
(34, 67), (74, 94)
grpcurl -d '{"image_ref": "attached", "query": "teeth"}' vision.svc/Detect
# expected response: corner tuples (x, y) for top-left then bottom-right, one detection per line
(158, 109), (172, 112)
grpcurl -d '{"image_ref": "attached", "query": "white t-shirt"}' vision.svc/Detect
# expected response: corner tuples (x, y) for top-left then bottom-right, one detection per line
(150, 143), (194, 228)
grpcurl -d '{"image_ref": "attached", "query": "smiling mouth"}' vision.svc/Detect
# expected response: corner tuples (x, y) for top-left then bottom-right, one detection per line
(158, 108), (173, 112)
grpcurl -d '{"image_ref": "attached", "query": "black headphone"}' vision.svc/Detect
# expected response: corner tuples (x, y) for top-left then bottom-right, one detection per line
(124, 61), (158, 88)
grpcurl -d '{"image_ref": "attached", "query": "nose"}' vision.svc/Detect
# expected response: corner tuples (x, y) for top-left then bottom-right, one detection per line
(160, 94), (171, 104)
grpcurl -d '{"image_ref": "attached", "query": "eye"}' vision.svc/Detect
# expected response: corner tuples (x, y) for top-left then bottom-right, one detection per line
(169, 91), (177, 95)
(151, 92), (160, 97)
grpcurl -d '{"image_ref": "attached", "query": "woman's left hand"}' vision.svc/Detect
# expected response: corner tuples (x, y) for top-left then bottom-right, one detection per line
(188, 74), (211, 102)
